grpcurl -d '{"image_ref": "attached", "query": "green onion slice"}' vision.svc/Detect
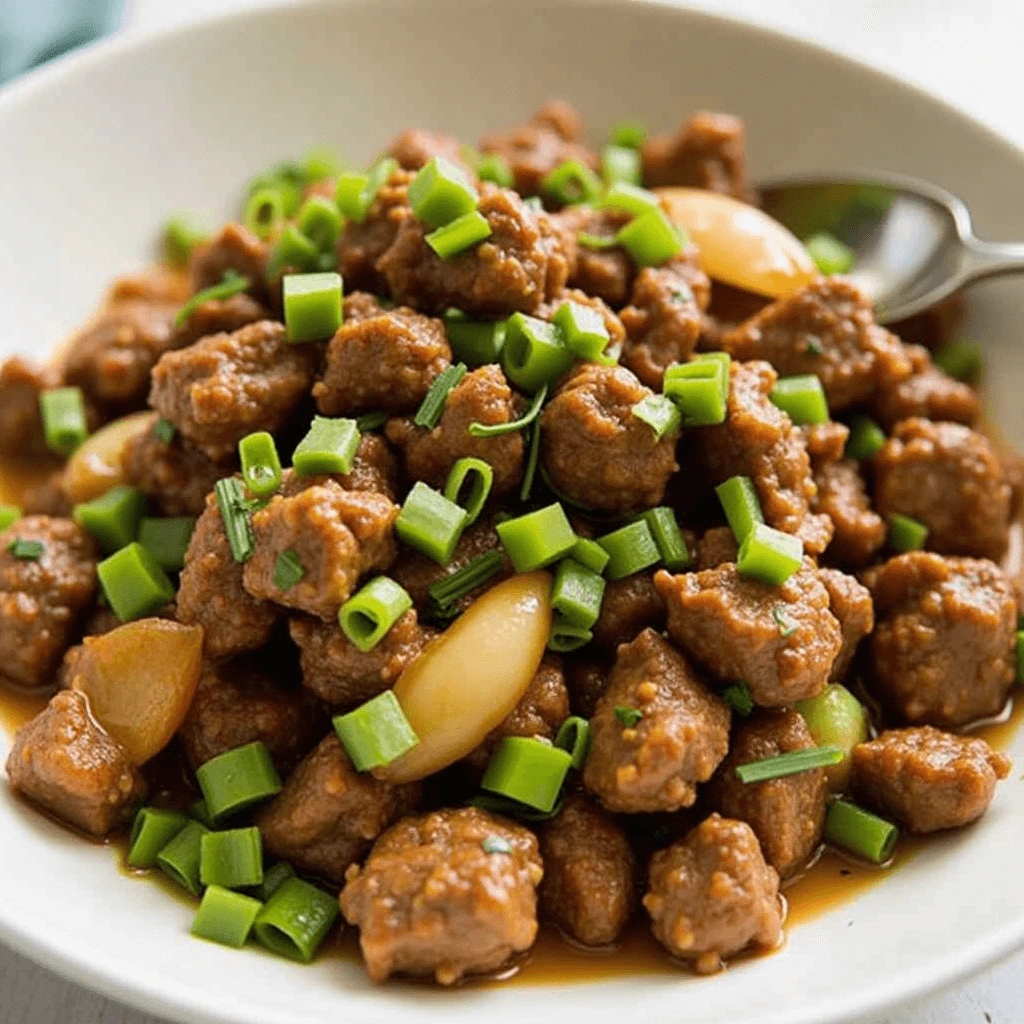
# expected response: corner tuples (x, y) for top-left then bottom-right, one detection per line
(468, 384), (546, 437)
(253, 877), (338, 963)
(239, 431), (283, 498)
(736, 522), (803, 586)
(338, 576), (413, 653)
(292, 416), (360, 476)
(413, 363), (468, 429)
(196, 741), (282, 822)
(734, 745), (844, 784)
(395, 481), (468, 565)
(481, 736), (573, 813)
(272, 550), (304, 591)
(443, 457), (494, 526)
(825, 798), (899, 864)
(191, 885), (262, 948)
(554, 716), (591, 769)
(214, 477), (256, 563)
(427, 549), (504, 615)
(496, 503), (576, 573)
(721, 682), (754, 717)
(333, 690), (419, 770)
(175, 270), (249, 329)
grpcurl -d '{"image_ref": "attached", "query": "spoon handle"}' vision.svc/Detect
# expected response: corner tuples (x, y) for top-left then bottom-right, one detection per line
(959, 238), (1024, 284)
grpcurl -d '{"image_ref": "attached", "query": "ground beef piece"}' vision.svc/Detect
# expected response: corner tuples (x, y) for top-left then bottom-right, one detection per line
(641, 112), (751, 199)
(0, 517), (97, 689)
(814, 460), (886, 569)
(719, 278), (911, 412)
(584, 629), (730, 813)
(564, 655), (610, 718)
(5, 689), (144, 836)
(803, 420), (850, 468)
(176, 493), (280, 658)
(656, 560), (842, 707)
(643, 813), (782, 973)
(385, 365), (524, 497)
(386, 128), (472, 173)
(553, 205), (634, 308)
(872, 344), (980, 429)
(190, 222), (269, 300)
(340, 806), (542, 984)
(478, 100), (599, 198)
(817, 567), (874, 682)
(178, 659), (324, 772)
(620, 253), (712, 389)
(258, 734), (420, 884)
(377, 183), (571, 316)
(121, 414), (226, 517)
(864, 552), (1017, 727)
(699, 360), (833, 554)
(591, 572), (666, 653)
(538, 793), (637, 947)
(0, 357), (58, 458)
(21, 470), (72, 517)
(875, 418), (1011, 561)
(289, 611), (433, 709)
(243, 483), (398, 620)
(313, 297), (451, 416)
(149, 320), (314, 461)
(695, 527), (739, 570)
(540, 364), (678, 512)
(852, 727), (1011, 833)
(174, 292), (267, 346)
(279, 436), (399, 502)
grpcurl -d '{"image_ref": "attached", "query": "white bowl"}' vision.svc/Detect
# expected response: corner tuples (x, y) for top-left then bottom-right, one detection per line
(2, 1), (1023, 1022)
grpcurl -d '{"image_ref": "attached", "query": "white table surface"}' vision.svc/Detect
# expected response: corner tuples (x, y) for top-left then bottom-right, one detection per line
(4, 0), (1024, 1021)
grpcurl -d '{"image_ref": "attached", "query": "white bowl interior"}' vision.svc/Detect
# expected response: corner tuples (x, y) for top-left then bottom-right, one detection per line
(1, 2), (1023, 1023)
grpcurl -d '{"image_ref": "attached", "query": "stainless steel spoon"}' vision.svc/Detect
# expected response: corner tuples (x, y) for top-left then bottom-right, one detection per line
(758, 171), (1024, 323)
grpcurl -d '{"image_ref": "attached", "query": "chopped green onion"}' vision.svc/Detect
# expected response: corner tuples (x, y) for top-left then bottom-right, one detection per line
(577, 232), (618, 250)
(636, 507), (690, 571)
(805, 337), (824, 356)
(443, 457), (493, 525)
(502, 313), (574, 393)
(554, 716), (591, 769)
(355, 410), (388, 432)
(246, 167), (301, 217)
(469, 791), (564, 823)
(272, 550), (304, 591)
(541, 160), (602, 206)
(396, 481), (468, 565)
(425, 210), (492, 258)
(7, 538), (43, 560)
(934, 340), (984, 383)
(611, 122), (647, 149)
(189, 797), (214, 828)
(282, 272), (343, 344)
(214, 477), (255, 563)
(239, 431), (283, 497)
(265, 225), (319, 281)
(663, 352), (730, 426)
(97, 542), (176, 621)
(293, 416), (360, 476)
(496, 503), (576, 572)
(443, 310), (506, 365)
(333, 690), (419, 771)
(413, 363), (468, 429)
(845, 415), (887, 460)
(716, 475), (764, 544)
(39, 386), (88, 456)
(804, 232), (855, 275)
(72, 485), (146, 554)
(200, 827), (263, 890)
(175, 270), (249, 328)
(888, 513), (928, 553)
(737, 523), (803, 586)
(469, 387), (546, 441)
(196, 741), (282, 822)
(408, 157), (480, 229)
(128, 807), (188, 868)
(523, 196), (544, 213)
(770, 374), (830, 425)
(551, 558), (605, 630)
(601, 145), (642, 188)
(0, 505), (22, 532)
(156, 820), (209, 895)
(481, 835), (513, 855)
(477, 153), (514, 188)
(735, 745), (844, 783)
(253, 877), (338, 963)
(1017, 631), (1024, 683)
(520, 421), (542, 502)
(825, 798), (899, 864)
(601, 182), (661, 217)
(162, 216), (209, 268)
(427, 549), (505, 615)
(773, 606), (797, 638)
(570, 536), (610, 575)
(616, 207), (683, 268)
(191, 885), (262, 948)
(152, 418), (176, 444)
(596, 520), (660, 581)
(252, 861), (295, 902)
(614, 706), (643, 728)
(481, 736), (573, 813)
(296, 195), (342, 252)
(335, 156), (399, 223)
(721, 682), (754, 717)
(632, 394), (681, 441)
(338, 576), (413, 652)
(549, 615), (593, 652)
(138, 516), (195, 572)
(301, 147), (344, 184)
(552, 301), (611, 362)
(244, 186), (286, 240)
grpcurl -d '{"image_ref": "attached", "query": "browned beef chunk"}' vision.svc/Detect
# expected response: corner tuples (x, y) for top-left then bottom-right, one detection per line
(339, 806), (542, 984)
(817, 567), (874, 682)
(872, 344), (980, 429)
(258, 734), (420, 885)
(178, 659), (324, 772)
(719, 278), (911, 412)
(20, 470), (71, 517)
(707, 709), (827, 879)
(386, 128), (472, 174)
(173, 292), (267, 346)
(121, 414), (225, 517)
(176, 493), (280, 658)
(149, 320), (315, 461)
(803, 420), (850, 467)
(478, 101), (599, 198)
(875, 419), (1011, 561)
(656, 560), (841, 707)
(0, 357), (58, 458)
(190, 222), (269, 299)
(385, 365), (524, 497)
(313, 296), (451, 416)
(584, 629), (729, 813)
(279, 436), (399, 503)
(852, 727), (1011, 833)
(695, 526), (739, 570)
(377, 183), (572, 316)
(641, 112), (751, 199)
(538, 793), (637, 947)
(0, 516), (96, 688)
(643, 813), (782, 973)
(243, 483), (397, 620)
(289, 610), (434, 709)
(541, 364), (678, 512)
(5, 690), (144, 836)
(619, 252), (712, 388)
(591, 571), (666, 652)
(864, 552), (1017, 727)
(564, 655), (610, 718)
(814, 459), (886, 570)
(699, 360), (833, 554)
(553, 205), (634, 308)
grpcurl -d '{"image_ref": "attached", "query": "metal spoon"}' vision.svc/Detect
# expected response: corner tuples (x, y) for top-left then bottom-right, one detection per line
(758, 171), (1024, 323)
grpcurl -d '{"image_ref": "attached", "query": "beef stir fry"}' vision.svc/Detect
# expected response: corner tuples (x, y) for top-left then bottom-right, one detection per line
(1, 102), (1019, 985)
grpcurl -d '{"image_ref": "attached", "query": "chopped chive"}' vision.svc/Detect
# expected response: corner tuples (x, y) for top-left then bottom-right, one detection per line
(39, 386), (88, 456)
(804, 232), (855, 275)
(191, 885), (262, 948)
(632, 394), (681, 440)
(520, 420), (542, 502)
(663, 352), (730, 426)
(502, 314), (574, 393)
(253, 877), (338, 963)
(846, 415), (887, 461)
(97, 542), (176, 621)
(428, 549), (505, 613)
(296, 195), (342, 252)
(570, 536), (610, 575)
(338, 576), (413, 652)
(196, 741), (282, 822)
(468, 791), (564, 823)
(272, 550), (304, 591)
(283, 271), (343, 343)
(805, 336), (825, 356)
(443, 310), (506, 365)
(601, 182), (661, 217)
(152, 418), (176, 444)
(468, 384), (546, 437)
(735, 745), (844, 783)
(425, 210), (492, 258)
(174, 270), (249, 328)
(825, 798), (899, 864)
(73, 485), (146, 554)
(200, 827), (264, 889)
(596, 520), (660, 581)
(481, 736), (573, 813)
(721, 682), (754, 717)
(481, 835), (513, 855)
(773, 606), (797, 638)
(934, 340), (984, 383)
(541, 160), (603, 206)
(610, 122), (647, 149)
(601, 145), (642, 188)
(614, 706), (642, 728)
(477, 152), (515, 188)
(127, 807), (188, 868)
(554, 716), (591, 769)
(553, 301), (611, 362)
(496, 503), (576, 572)
(888, 513), (928, 553)
(617, 207), (684, 267)
(443, 457), (494, 526)
(335, 156), (399, 223)
(162, 216), (209, 268)
(413, 363), (468, 429)
(156, 819), (209, 895)
(408, 157), (480, 229)
(737, 523), (803, 586)
(244, 186), (286, 240)
(716, 475), (764, 544)
(214, 477), (255, 563)
(333, 690), (419, 771)
(355, 411), (388, 432)
(636, 507), (690, 571)
(577, 232), (618, 250)
(551, 558), (606, 630)
(239, 431), (283, 498)
(770, 374), (830, 425)
(0, 505), (22, 532)
(293, 416), (360, 476)
(396, 481), (468, 565)
(548, 614), (593, 653)
(251, 861), (295, 902)
(264, 225), (319, 281)
(7, 538), (44, 560)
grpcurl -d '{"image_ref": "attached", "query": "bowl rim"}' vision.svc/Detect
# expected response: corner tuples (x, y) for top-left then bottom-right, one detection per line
(1, 1), (1023, 1021)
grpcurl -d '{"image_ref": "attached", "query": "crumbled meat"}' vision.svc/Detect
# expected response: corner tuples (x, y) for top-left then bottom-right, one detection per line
(591, 572), (666, 652)
(552, 205), (634, 308)
(814, 460), (886, 569)
(872, 344), (980, 428)
(564, 655), (610, 718)
(21, 470), (72, 517)
(803, 420), (850, 467)
(817, 567), (874, 682)
(695, 527), (739, 570)
(174, 292), (267, 346)
(0, 358), (59, 458)
(190, 222), (270, 301)
(386, 128), (472, 173)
